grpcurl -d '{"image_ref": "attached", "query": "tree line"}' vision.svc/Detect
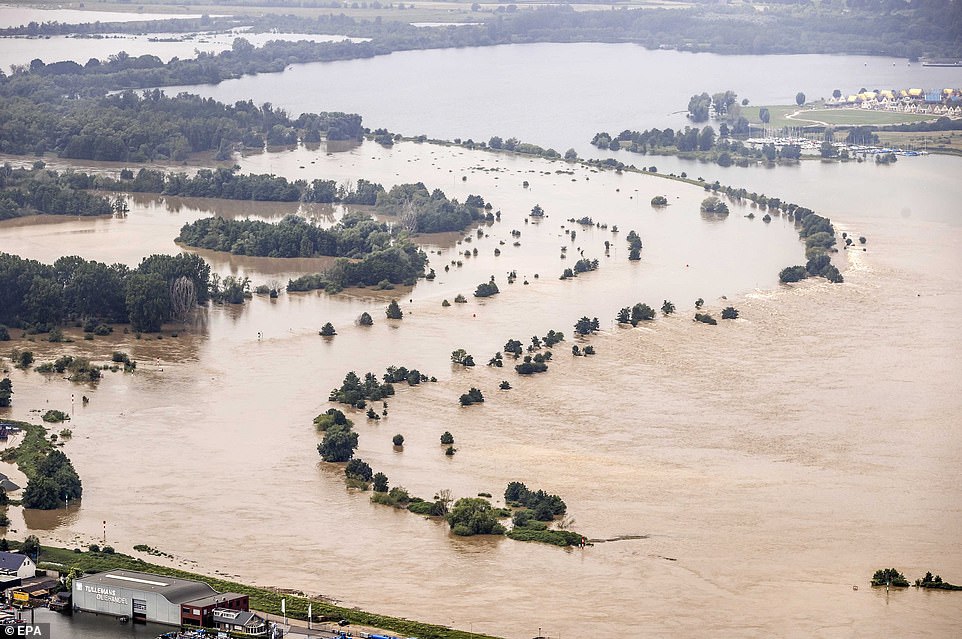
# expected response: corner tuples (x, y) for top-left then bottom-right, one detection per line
(3, 2), (958, 59)
(688, 177), (843, 284)
(5, 3), (954, 163)
(177, 184), (495, 289)
(591, 126), (803, 168)
(103, 166), (382, 204)
(0, 162), (119, 220)
(0, 84), (362, 162)
(177, 211), (394, 258)
(4, 163), (384, 208)
(0, 251), (211, 332)
(375, 183), (493, 233)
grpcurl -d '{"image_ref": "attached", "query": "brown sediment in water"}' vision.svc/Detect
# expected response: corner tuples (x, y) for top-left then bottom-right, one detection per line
(0, 143), (959, 637)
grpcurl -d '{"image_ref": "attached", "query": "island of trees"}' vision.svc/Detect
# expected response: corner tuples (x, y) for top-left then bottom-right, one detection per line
(0, 421), (82, 510)
(175, 183), (500, 291)
(592, 123), (804, 169)
(375, 183), (493, 234)
(915, 571), (962, 591)
(0, 251), (212, 332)
(375, 482), (583, 547)
(0, 162), (120, 220)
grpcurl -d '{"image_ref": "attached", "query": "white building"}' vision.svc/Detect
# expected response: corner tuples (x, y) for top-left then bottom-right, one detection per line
(0, 552), (36, 581)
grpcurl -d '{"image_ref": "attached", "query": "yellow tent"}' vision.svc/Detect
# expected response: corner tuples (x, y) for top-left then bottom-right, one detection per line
(908, 88), (923, 97)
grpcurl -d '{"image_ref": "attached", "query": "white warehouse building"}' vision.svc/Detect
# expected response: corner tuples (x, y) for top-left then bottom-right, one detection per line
(73, 569), (249, 627)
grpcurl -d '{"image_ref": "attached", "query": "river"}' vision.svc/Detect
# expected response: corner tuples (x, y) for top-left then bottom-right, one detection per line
(165, 42), (962, 155)
(0, 41), (961, 639)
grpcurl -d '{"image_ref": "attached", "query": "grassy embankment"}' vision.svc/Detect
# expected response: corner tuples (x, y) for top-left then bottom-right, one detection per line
(0, 420), (54, 480)
(28, 545), (501, 639)
(742, 104), (938, 128)
(740, 105), (801, 129)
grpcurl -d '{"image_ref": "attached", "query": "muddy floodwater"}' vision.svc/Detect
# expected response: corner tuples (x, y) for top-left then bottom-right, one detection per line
(1, 137), (960, 637)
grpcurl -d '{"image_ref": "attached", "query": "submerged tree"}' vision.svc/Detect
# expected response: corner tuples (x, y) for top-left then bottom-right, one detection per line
(319, 322), (337, 336)
(345, 458), (373, 482)
(317, 423), (358, 462)
(574, 316), (600, 336)
(0, 379), (12, 408)
(451, 349), (476, 366)
(446, 498), (506, 536)
(169, 275), (197, 323)
(459, 387), (485, 406)
(22, 449), (82, 509)
(630, 303), (655, 325)
(385, 299), (403, 319)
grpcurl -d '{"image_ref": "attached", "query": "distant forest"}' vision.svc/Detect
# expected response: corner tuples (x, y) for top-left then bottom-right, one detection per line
(2, 2), (959, 61)
(0, 2), (959, 163)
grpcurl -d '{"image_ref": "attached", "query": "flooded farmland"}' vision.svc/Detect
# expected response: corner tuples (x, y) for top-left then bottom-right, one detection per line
(1, 139), (960, 637)
(0, 20), (961, 636)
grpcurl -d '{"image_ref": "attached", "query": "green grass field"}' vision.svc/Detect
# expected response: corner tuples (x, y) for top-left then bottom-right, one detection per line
(741, 104), (940, 129)
(788, 108), (938, 126)
(741, 105), (801, 128)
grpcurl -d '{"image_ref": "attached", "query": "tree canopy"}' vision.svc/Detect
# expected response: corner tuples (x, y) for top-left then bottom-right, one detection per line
(22, 449), (82, 509)
(446, 498), (506, 536)
(0, 251), (210, 331)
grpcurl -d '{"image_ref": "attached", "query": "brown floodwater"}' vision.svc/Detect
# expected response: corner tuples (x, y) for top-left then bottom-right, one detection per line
(0, 142), (960, 638)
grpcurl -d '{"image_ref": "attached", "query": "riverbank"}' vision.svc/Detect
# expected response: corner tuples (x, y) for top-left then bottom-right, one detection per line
(23, 542), (501, 639)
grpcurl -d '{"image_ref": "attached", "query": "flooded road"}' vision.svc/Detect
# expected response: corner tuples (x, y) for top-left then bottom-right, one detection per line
(1, 140), (960, 636)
